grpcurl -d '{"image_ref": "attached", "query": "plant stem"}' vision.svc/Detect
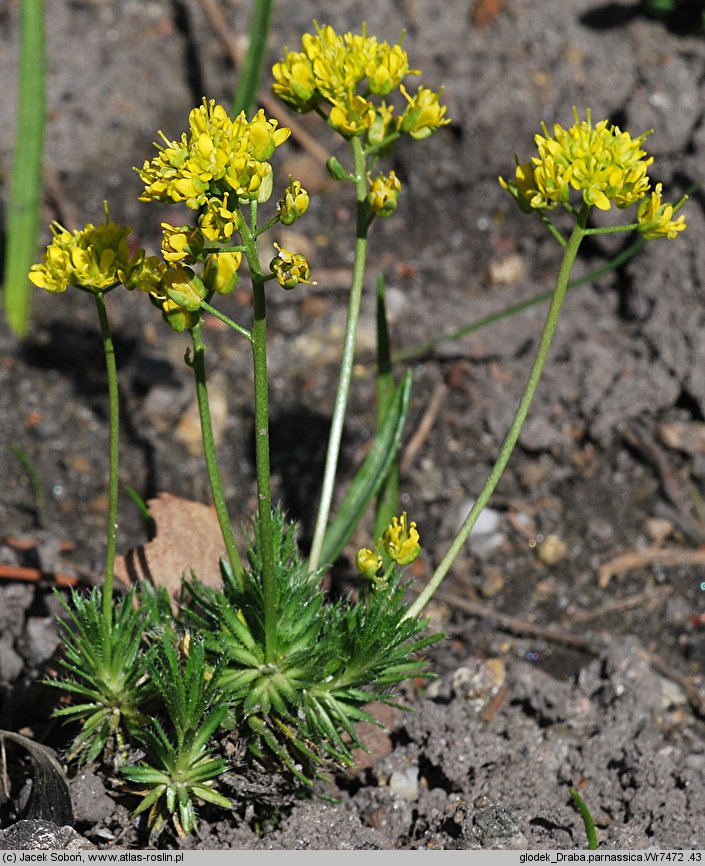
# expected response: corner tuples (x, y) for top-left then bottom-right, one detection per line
(200, 299), (252, 341)
(308, 136), (370, 575)
(405, 205), (590, 620)
(93, 291), (119, 625)
(189, 318), (246, 587)
(238, 209), (277, 662)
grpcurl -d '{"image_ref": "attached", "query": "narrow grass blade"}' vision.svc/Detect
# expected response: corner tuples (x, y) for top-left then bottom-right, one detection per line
(569, 786), (598, 850)
(374, 273), (399, 539)
(8, 442), (45, 527)
(392, 238), (648, 364)
(123, 483), (155, 537)
(319, 371), (412, 568)
(3, 0), (46, 335)
(232, 0), (275, 117)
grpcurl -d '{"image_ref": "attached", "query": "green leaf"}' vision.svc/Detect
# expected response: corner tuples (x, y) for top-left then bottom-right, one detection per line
(3, 0), (45, 335)
(374, 273), (399, 539)
(319, 371), (412, 567)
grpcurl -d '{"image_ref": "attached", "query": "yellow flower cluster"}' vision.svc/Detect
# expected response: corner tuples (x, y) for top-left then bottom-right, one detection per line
(501, 108), (655, 212)
(500, 108), (687, 240)
(356, 513), (422, 588)
(138, 99), (290, 209)
(29, 215), (137, 294)
(272, 23), (449, 141)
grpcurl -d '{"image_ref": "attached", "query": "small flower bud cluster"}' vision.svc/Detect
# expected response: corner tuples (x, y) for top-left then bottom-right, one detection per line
(356, 513), (422, 589)
(272, 23), (450, 144)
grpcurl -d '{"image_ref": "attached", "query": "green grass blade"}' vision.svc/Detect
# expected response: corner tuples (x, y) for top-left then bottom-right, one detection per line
(3, 0), (46, 335)
(319, 371), (412, 568)
(392, 238), (648, 364)
(569, 786), (598, 850)
(373, 274), (399, 540)
(123, 483), (155, 537)
(232, 0), (275, 117)
(8, 442), (45, 526)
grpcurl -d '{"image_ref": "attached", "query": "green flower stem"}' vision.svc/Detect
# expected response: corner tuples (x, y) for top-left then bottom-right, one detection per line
(93, 291), (119, 625)
(189, 319), (246, 588)
(405, 204), (590, 620)
(200, 299), (252, 341)
(238, 210), (277, 662)
(308, 136), (370, 575)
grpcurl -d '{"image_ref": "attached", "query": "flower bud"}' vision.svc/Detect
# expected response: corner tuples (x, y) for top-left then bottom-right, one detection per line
(278, 178), (310, 226)
(162, 265), (206, 311)
(355, 548), (383, 581)
(367, 171), (401, 218)
(203, 252), (241, 295)
(326, 156), (350, 182)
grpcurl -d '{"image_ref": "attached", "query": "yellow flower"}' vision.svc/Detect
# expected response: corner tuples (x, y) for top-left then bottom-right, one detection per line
(272, 49), (318, 111)
(329, 93), (376, 136)
(637, 183), (686, 240)
(367, 40), (414, 96)
(29, 213), (134, 294)
(199, 195), (239, 243)
(224, 154), (274, 203)
(499, 157), (537, 214)
(278, 178), (310, 226)
(122, 253), (167, 294)
(400, 84), (450, 140)
(355, 548), (383, 580)
(366, 103), (400, 149)
(519, 108), (654, 212)
(270, 243), (315, 290)
(247, 109), (291, 161)
(367, 170), (401, 217)
(382, 513), (421, 566)
(203, 251), (241, 295)
(161, 223), (205, 264)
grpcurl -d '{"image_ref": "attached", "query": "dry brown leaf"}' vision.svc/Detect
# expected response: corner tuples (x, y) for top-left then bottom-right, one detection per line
(114, 493), (225, 597)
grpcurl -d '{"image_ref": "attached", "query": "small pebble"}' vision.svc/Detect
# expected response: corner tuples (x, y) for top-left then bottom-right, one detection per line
(389, 766), (419, 801)
(645, 517), (673, 545)
(538, 534), (568, 565)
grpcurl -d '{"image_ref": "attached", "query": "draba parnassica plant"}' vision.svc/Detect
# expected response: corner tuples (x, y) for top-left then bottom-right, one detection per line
(29, 22), (685, 837)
